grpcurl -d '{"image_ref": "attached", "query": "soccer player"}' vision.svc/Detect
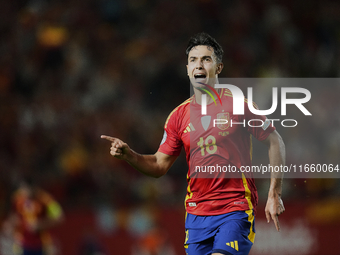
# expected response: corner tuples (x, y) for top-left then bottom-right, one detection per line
(3, 178), (64, 255)
(101, 33), (285, 255)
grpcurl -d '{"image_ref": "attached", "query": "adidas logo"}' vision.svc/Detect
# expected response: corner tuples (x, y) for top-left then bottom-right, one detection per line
(226, 240), (239, 251)
(183, 123), (196, 133)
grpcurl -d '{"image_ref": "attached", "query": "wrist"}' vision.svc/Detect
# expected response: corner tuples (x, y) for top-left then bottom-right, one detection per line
(125, 149), (139, 164)
(268, 189), (282, 198)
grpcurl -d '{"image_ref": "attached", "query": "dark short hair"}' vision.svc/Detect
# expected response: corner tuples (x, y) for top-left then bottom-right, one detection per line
(186, 32), (224, 63)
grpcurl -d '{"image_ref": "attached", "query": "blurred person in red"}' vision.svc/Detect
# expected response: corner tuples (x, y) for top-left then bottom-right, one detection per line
(3, 177), (64, 255)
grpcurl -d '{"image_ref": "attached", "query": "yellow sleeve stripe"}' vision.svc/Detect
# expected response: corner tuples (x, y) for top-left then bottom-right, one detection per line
(245, 99), (258, 109)
(164, 98), (191, 128)
(219, 88), (224, 98)
(223, 90), (258, 109)
(224, 89), (233, 97)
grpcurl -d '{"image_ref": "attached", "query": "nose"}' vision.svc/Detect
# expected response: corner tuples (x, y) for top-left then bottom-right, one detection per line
(195, 60), (203, 69)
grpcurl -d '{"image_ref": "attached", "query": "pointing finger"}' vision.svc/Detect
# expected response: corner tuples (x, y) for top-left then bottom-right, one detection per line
(101, 135), (117, 142)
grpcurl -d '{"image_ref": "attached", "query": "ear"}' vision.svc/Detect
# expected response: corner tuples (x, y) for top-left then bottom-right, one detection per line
(216, 63), (223, 75)
(186, 64), (189, 76)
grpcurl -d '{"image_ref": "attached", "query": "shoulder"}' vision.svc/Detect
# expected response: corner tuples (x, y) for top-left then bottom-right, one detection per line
(221, 88), (258, 109)
(164, 98), (191, 129)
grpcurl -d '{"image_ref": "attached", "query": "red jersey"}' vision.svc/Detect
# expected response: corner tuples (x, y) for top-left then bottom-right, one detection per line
(158, 88), (275, 216)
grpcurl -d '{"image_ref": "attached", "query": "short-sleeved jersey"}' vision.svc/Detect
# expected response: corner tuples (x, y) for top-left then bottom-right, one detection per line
(158, 88), (275, 216)
(12, 188), (63, 250)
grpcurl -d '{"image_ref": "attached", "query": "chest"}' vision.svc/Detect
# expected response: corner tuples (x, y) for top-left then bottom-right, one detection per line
(180, 104), (246, 151)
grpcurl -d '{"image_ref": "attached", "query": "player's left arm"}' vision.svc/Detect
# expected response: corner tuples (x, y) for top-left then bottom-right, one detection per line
(261, 130), (285, 232)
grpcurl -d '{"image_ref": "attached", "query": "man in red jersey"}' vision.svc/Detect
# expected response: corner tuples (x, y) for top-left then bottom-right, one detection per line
(3, 178), (64, 255)
(101, 33), (285, 255)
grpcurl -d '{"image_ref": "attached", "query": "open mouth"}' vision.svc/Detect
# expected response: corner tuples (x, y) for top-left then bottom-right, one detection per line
(194, 74), (207, 81)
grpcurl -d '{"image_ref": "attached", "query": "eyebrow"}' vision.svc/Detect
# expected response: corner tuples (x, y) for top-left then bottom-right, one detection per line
(189, 55), (213, 60)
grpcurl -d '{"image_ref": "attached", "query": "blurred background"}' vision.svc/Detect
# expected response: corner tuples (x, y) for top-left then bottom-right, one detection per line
(0, 0), (339, 254)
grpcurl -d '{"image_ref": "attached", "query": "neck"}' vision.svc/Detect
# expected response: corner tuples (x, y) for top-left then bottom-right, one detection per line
(193, 81), (221, 105)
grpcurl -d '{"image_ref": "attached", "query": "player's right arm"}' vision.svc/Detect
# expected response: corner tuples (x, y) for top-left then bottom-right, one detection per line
(101, 135), (178, 178)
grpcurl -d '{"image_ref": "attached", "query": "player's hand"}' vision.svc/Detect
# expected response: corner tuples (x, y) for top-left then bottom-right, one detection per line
(265, 195), (285, 232)
(101, 135), (131, 160)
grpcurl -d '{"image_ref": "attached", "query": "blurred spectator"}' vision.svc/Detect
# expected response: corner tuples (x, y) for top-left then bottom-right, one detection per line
(2, 177), (63, 255)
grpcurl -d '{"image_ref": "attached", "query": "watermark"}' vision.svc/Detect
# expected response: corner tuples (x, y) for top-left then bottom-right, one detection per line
(194, 164), (339, 176)
(199, 83), (311, 127)
(213, 118), (298, 128)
